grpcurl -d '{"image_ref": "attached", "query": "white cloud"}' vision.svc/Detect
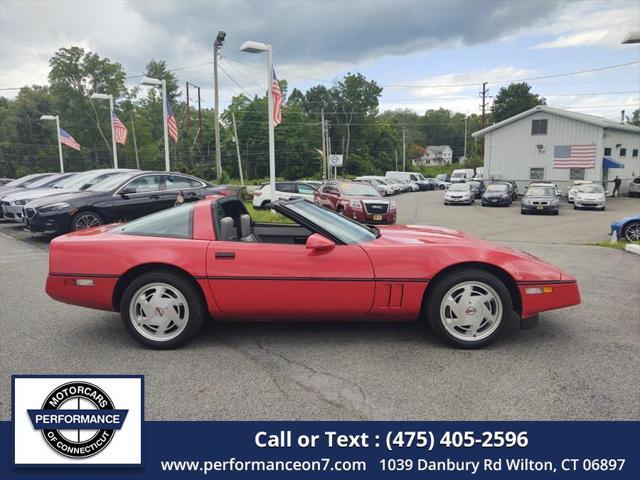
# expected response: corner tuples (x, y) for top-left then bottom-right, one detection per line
(531, 30), (610, 49)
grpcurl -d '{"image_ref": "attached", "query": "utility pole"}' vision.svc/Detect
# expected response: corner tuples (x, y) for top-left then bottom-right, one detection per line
(480, 82), (489, 127)
(231, 113), (244, 186)
(130, 111), (140, 169)
(394, 150), (398, 170)
(213, 31), (226, 180)
(402, 127), (406, 171)
(186, 82), (190, 132)
(463, 115), (468, 158)
(320, 109), (327, 180)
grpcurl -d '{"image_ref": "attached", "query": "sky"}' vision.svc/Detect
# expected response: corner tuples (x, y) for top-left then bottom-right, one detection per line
(1, 0), (639, 121)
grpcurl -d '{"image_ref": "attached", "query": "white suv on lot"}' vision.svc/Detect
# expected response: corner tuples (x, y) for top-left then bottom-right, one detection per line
(252, 182), (317, 208)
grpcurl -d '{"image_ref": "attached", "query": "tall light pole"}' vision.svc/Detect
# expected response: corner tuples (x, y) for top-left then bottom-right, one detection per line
(240, 40), (275, 202)
(141, 77), (170, 172)
(214, 31), (226, 180)
(40, 115), (64, 172)
(91, 93), (118, 168)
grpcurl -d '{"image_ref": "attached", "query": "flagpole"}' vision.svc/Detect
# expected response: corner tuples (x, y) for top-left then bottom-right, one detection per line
(161, 79), (170, 172)
(109, 95), (118, 169)
(55, 115), (64, 173)
(266, 44), (276, 203)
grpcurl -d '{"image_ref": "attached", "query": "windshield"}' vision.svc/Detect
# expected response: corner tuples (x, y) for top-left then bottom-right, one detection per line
(342, 183), (380, 196)
(27, 174), (65, 188)
(1, 173), (51, 188)
(87, 172), (139, 192)
(486, 184), (508, 192)
(435, 174), (447, 181)
(284, 201), (377, 245)
(526, 187), (556, 197)
(449, 183), (470, 191)
(578, 185), (604, 194)
(451, 172), (465, 178)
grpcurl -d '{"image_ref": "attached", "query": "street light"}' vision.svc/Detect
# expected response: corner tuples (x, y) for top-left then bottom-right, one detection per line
(40, 114), (64, 173)
(91, 93), (118, 168)
(140, 77), (170, 172)
(240, 40), (276, 202)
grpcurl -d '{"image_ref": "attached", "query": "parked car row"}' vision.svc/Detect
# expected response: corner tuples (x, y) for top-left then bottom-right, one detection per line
(1, 169), (230, 235)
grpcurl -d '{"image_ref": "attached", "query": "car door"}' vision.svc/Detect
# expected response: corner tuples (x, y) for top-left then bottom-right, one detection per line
(206, 240), (375, 319)
(162, 174), (207, 207)
(295, 183), (317, 201)
(110, 175), (163, 222)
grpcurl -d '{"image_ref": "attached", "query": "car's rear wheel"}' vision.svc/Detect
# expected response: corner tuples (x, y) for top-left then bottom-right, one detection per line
(425, 269), (512, 348)
(623, 221), (640, 242)
(71, 211), (103, 231)
(121, 271), (205, 349)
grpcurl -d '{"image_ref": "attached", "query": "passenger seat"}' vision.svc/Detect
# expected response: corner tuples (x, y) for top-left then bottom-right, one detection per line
(219, 217), (238, 241)
(239, 214), (258, 242)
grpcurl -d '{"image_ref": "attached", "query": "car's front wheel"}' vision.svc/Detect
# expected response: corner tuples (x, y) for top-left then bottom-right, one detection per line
(71, 211), (103, 231)
(623, 221), (640, 242)
(121, 271), (205, 349)
(425, 269), (513, 348)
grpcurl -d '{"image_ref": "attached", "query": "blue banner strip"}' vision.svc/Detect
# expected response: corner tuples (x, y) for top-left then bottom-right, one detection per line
(2, 420), (639, 479)
(27, 409), (128, 430)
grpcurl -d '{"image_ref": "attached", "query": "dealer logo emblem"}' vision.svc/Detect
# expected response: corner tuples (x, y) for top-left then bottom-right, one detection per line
(28, 381), (128, 459)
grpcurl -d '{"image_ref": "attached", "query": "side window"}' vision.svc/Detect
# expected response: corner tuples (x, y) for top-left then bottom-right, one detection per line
(125, 175), (162, 193)
(569, 168), (585, 181)
(297, 184), (316, 195)
(604, 147), (612, 156)
(165, 175), (203, 190)
(410, 174), (417, 181)
(632, 149), (638, 157)
(530, 168), (544, 180)
(619, 148), (627, 157)
(321, 184), (335, 194)
(531, 119), (547, 135)
(113, 203), (194, 238)
(277, 183), (297, 193)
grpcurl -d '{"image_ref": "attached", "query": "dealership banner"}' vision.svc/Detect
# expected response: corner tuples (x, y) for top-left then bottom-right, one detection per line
(3, 375), (639, 479)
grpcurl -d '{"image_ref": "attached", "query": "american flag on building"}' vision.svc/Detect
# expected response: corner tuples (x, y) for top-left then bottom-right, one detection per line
(272, 67), (282, 127)
(112, 113), (128, 145)
(553, 144), (596, 169)
(166, 101), (178, 142)
(59, 128), (81, 151)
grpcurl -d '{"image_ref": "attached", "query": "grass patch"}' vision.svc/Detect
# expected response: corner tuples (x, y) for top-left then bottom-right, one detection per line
(591, 240), (640, 250)
(244, 202), (294, 224)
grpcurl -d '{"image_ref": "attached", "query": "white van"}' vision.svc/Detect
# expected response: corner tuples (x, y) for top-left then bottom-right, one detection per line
(450, 169), (474, 183)
(474, 167), (485, 180)
(385, 171), (427, 191)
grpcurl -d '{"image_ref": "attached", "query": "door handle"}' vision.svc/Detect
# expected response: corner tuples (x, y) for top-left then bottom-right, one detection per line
(215, 252), (236, 259)
(149, 195), (160, 200)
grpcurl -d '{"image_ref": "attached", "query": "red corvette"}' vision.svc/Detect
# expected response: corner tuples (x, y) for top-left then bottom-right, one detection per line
(46, 196), (580, 349)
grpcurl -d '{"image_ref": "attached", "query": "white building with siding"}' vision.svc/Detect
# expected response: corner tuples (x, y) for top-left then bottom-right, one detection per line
(472, 106), (640, 193)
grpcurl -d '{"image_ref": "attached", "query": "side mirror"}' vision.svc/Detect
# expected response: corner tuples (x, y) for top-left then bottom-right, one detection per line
(119, 187), (136, 196)
(306, 233), (335, 253)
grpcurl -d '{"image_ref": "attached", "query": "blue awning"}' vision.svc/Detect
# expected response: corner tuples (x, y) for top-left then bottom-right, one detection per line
(603, 156), (624, 169)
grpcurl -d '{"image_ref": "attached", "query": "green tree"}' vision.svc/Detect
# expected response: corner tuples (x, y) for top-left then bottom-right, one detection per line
(628, 108), (640, 126)
(143, 59), (180, 103)
(491, 82), (546, 123)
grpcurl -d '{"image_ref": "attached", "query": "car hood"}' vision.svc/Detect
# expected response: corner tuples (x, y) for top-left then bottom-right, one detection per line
(0, 187), (30, 199)
(576, 193), (604, 200)
(343, 195), (386, 201)
(611, 215), (640, 227)
(523, 196), (555, 201)
(25, 190), (101, 208)
(2, 187), (80, 202)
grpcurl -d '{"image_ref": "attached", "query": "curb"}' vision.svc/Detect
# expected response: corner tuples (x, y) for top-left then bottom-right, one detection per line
(624, 244), (640, 255)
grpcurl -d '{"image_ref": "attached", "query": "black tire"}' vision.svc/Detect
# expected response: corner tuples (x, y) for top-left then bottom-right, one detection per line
(120, 270), (205, 349)
(553, 210), (559, 216)
(424, 269), (513, 349)
(573, 205), (578, 210)
(439, 185), (445, 190)
(623, 221), (640, 242)
(520, 209), (526, 215)
(70, 210), (104, 231)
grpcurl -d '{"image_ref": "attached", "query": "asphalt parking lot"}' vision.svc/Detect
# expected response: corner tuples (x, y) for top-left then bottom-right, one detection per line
(1, 192), (639, 421)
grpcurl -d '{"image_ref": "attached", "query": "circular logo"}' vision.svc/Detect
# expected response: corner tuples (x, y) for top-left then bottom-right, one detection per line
(465, 306), (477, 316)
(40, 381), (117, 459)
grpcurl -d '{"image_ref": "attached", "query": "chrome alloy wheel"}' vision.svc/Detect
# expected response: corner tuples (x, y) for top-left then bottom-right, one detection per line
(129, 283), (189, 342)
(439, 281), (503, 342)
(73, 213), (101, 230)
(625, 223), (640, 242)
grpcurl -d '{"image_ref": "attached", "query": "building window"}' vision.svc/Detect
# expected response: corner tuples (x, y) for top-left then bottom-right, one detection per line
(604, 147), (612, 156)
(570, 168), (585, 180)
(620, 148), (627, 157)
(633, 149), (638, 157)
(530, 167), (545, 180)
(531, 119), (547, 135)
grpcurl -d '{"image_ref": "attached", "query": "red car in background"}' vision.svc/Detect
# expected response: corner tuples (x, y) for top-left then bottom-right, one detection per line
(314, 180), (396, 224)
(46, 196), (580, 350)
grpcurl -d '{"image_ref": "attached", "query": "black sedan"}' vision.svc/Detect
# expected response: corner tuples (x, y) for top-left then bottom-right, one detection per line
(520, 185), (559, 215)
(482, 183), (512, 207)
(23, 171), (225, 234)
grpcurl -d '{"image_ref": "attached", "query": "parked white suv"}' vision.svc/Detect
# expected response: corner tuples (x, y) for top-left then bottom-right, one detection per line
(566, 180), (593, 203)
(252, 182), (317, 208)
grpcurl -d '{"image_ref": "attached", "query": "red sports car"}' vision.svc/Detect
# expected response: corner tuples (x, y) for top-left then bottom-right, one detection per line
(46, 196), (580, 349)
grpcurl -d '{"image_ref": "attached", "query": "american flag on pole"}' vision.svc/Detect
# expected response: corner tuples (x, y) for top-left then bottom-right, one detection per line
(553, 144), (596, 169)
(272, 67), (282, 127)
(112, 112), (128, 145)
(166, 101), (178, 143)
(59, 128), (81, 151)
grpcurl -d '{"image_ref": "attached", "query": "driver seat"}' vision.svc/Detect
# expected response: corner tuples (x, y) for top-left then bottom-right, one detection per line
(239, 214), (259, 242)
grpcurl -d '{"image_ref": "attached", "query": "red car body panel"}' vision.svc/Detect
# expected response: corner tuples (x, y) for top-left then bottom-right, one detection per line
(46, 198), (580, 323)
